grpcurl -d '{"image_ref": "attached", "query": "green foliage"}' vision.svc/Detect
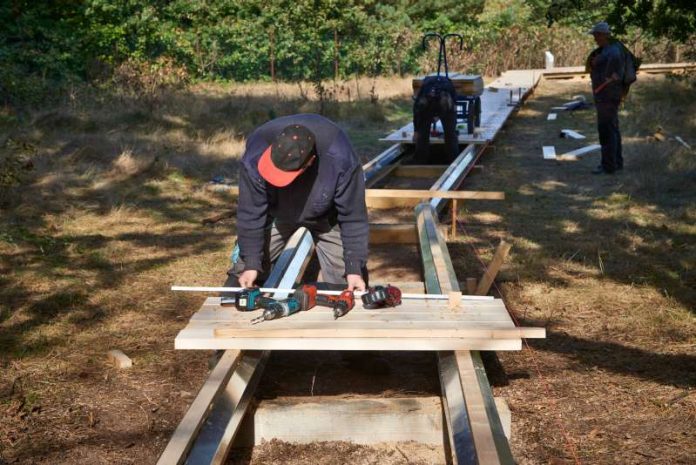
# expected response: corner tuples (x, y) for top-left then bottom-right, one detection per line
(0, 0), (693, 106)
(543, 0), (696, 41)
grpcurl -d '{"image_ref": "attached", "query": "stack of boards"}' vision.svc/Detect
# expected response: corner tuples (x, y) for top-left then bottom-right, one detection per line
(412, 73), (485, 96)
(175, 296), (545, 351)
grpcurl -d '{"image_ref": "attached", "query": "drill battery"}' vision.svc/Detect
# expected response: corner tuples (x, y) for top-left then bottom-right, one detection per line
(361, 285), (402, 309)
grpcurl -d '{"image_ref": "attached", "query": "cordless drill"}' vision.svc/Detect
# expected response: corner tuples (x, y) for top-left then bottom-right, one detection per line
(222, 288), (274, 311)
(361, 285), (402, 309)
(251, 298), (301, 324)
(249, 285), (317, 324)
(292, 284), (317, 312)
(316, 290), (355, 319)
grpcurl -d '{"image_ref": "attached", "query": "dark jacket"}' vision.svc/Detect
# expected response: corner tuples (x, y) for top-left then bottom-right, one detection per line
(588, 41), (625, 102)
(237, 113), (368, 275)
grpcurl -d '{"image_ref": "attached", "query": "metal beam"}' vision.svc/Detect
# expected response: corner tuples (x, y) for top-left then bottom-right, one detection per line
(158, 228), (315, 465)
(415, 202), (514, 465)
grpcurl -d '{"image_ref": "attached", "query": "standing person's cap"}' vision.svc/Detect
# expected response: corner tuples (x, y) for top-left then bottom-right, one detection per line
(588, 21), (611, 35)
(258, 124), (317, 187)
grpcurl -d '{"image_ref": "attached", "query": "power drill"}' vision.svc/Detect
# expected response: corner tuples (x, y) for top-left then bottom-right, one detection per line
(251, 298), (301, 324)
(361, 285), (402, 309)
(222, 288), (274, 311)
(316, 290), (355, 319)
(292, 284), (317, 312)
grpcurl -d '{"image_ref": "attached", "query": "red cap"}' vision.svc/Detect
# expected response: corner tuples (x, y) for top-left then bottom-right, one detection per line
(258, 124), (316, 187)
(258, 145), (305, 187)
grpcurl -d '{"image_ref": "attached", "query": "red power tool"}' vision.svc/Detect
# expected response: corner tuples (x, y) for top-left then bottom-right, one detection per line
(316, 289), (355, 319)
(292, 284), (317, 311)
(361, 285), (402, 309)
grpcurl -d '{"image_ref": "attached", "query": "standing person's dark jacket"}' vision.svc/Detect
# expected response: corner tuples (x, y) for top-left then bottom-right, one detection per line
(588, 41), (625, 101)
(237, 114), (368, 276)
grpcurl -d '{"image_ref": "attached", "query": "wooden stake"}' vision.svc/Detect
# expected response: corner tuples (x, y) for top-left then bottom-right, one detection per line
(466, 278), (477, 295)
(475, 240), (512, 296)
(448, 291), (462, 310)
(450, 199), (458, 239)
(107, 350), (132, 369)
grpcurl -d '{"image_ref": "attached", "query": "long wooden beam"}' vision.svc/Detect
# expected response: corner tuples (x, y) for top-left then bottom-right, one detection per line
(416, 203), (515, 465)
(367, 188), (504, 209)
(542, 62), (696, 79)
(367, 189), (505, 200)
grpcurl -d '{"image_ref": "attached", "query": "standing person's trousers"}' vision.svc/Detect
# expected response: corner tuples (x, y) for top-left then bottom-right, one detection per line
(413, 89), (459, 164)
(227, 221), (349, 286)
(596, 99), (623, 172)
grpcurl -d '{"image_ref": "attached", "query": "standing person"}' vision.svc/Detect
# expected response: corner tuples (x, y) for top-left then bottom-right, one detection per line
(229, 114), (368, 291)
(587, 21), (626, 175)
(413, 75), (459, 164)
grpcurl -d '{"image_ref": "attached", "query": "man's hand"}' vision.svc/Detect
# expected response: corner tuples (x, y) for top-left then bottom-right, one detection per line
(346, 274), (366, 292)
(238, 270), (258, 288)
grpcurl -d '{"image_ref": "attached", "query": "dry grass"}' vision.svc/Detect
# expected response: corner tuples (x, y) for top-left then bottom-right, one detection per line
(0, 77), (414, 464)
(454, 74), (696, 464)
(1, 72), (694, 464)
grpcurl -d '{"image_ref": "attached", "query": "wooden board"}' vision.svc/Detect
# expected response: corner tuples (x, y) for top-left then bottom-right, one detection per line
(175, 297), (544, 351)
(542, 62), (696, 79)
(366, 188), (504, 209)
(556, 144), (601, 161)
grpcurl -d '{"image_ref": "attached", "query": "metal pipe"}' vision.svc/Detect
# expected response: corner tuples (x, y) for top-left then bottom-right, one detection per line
(170, 285), (494, 301)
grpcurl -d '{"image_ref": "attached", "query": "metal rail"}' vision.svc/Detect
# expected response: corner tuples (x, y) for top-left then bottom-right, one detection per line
(157, 228), (315, 465)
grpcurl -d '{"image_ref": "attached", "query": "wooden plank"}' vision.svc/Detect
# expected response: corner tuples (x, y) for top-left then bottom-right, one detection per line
(392, 165), (448, 178)
(235, 396), (447, 449)
(367, 188), (503, 209)
(542, 62), (696, 79)
(212, 326), (546, 339)
(542, 146), (556, 160)
(466, 278), (478, 295)
(367, 188), (505, 200)
(471, 351), (517, 463)
(456, 351), (502, 465)
(175, 336), (522, 351)
(106, 349), (132, 369)
(369, 223), (418, 244)
(556, 144), (601, 161)
(476, 241), (512, 296)
(416, 202), (516, 465)
(156, 350), (242, 465)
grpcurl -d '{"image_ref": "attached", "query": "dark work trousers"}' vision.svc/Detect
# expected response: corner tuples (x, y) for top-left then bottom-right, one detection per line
(596, 99), (623, 172)
(413, 78), (459, 164)
(227, 221), (365, 288)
